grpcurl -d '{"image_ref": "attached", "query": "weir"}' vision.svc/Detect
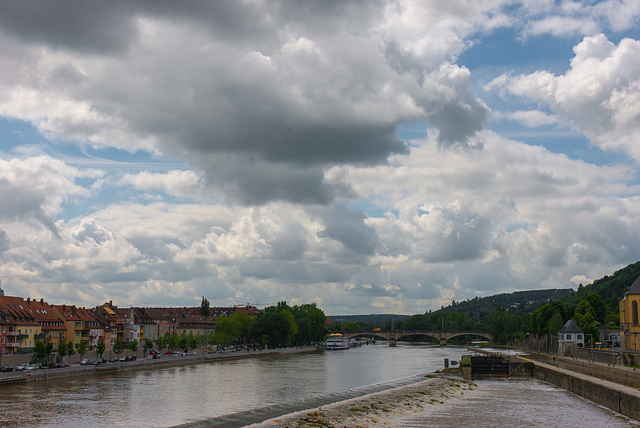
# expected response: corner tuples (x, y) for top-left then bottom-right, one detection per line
(460, 354), (534, 380)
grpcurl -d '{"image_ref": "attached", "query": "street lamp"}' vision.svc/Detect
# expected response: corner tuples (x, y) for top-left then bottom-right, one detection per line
(584, 333), (594, 362)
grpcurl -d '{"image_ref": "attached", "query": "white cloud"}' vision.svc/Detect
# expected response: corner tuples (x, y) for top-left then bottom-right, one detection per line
(504, 110), (560, 127)
(487, 34), (640, 161)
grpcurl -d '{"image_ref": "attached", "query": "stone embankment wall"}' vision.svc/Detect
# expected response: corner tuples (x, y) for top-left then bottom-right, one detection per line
(527, 351), (640, 389)
(534, 363), (640, 421)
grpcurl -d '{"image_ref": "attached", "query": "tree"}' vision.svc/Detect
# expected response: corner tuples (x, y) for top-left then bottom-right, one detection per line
(96, 339), (106, 359)
(156, 336), (166, 352)
(251, 302), (298, 348)
(77, 341), (88, 359)
(57, 341), (68, 361)
(547, 312), (564, 335)
(45, 341), (53, 363)
(200, 296), (210, 317)
(67, 341), (76, 357)
(143, 338), (153, 357)
(113, 338), (124, 357)
(129, 339), (138, 357)
(573, 300), (599, 345)
(34, 340), (47, 363)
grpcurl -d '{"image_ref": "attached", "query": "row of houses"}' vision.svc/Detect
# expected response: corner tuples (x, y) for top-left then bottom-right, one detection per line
(0, 285), (258, 355)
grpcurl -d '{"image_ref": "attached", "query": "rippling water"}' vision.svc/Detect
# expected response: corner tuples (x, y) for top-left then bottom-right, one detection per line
(0, 343), (636, 427)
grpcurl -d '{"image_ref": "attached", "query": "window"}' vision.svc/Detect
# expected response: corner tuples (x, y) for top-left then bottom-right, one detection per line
(633, 300), (639, 326)
(577, 335), (582, 340)
(566, 334), (572, 340)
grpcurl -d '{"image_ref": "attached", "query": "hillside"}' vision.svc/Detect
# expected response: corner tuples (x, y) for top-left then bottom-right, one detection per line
(561, 260), (640, 312)
(435, 288), (575, 320)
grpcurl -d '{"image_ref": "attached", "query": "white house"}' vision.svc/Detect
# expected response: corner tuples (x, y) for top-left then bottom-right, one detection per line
(558, 319), (584, 356)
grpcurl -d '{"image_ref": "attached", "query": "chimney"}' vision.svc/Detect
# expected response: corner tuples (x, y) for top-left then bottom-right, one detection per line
(63, 304), (66, 311)
(27, 297), (30, 302)
(40, 298), (43, 303)
(110, 300), (113, 307)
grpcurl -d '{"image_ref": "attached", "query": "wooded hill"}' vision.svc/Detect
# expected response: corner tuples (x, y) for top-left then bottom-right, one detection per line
(434, 288), (575, 320)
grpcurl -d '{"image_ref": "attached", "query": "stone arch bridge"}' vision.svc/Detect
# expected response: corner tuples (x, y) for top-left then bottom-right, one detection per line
(341, 330), (493, 347)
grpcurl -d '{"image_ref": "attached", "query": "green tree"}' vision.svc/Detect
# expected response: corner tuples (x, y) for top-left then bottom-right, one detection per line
(584, 293), (607, 324)
(67, 341), (76, 357)
(96, 339), (106, 359)
(573, 300), (599, 345)
(143, 338), (153, 356)
(547, 312), (564, 334)
(129, 339), (138, 357)
(45, 341), (53, 363)
(113, 338), (124, 357)
(57, 341), (68, 361)
(200, 296), (210, 317)
(77, 341), (88, 359)
(251, 302), (298, 348)
(34, 339), (47, 363)
(156, 336), (166, 352)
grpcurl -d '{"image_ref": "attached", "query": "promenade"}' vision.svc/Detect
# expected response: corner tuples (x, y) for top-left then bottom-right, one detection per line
(0, 346), (321, 386)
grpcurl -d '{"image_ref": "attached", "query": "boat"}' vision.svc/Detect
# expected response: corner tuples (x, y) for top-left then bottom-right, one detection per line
(325, 333), (349, 350)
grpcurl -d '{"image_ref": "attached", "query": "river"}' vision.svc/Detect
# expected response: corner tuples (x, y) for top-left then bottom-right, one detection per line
(0, 343), (636, 427)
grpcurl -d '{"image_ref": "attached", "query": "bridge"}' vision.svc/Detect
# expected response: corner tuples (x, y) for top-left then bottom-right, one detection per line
(340, 330), (493, 347)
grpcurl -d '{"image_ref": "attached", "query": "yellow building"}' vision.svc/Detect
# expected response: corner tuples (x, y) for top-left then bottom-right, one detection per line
(620, 275), (640, 352)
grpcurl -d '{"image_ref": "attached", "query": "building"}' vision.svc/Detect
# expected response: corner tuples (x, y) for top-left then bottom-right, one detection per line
(0, 296), (44, 354)
(558, 319), (584, 356)
(28, 298), (66, 353)
(620, 275), (640, 352)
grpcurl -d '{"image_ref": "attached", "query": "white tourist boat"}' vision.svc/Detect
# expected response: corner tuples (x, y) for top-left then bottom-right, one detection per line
(325, 333), (350, 350)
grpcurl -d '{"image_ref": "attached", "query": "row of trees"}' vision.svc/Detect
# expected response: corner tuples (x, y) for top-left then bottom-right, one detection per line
(209, 302), (328, 348)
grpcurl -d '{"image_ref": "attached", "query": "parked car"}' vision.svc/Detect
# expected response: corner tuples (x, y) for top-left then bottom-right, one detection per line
(25, 363), (40, 370)
(119, 356), (127, 362)
(164, 350), (174, 355)
(0, 365), (13, 372)
(55, 362), (69, 368)
(149, 349), (160, 356)
(108, 357), (119, 363)
(80, 358), (91, 365)
(15, 363), (28, 371)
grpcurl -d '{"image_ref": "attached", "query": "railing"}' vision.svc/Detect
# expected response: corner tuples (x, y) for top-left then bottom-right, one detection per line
(6, 331), (19, 336)
(34, 334), (46, 340)
(6, 343), (20, 348)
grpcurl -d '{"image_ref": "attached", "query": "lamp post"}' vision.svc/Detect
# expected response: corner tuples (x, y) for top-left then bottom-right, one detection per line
(585, 333), (594, 362)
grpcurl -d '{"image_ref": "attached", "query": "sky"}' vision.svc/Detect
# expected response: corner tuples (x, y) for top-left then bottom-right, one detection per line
(1, 0), (640, 315)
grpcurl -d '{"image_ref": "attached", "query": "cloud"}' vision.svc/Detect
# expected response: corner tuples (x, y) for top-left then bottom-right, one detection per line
(0, 156), (97, 236)
(504, 110), (559, 127)
(487, 34), (640, 161)
(0, 1), (496, 204)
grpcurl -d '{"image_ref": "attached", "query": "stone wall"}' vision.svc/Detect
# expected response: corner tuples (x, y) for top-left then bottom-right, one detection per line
(534, 364), (640, 421)
(526, 351), (640, 389)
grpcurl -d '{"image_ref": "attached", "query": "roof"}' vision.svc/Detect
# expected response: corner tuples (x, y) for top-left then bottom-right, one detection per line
(558, 319), (583, 334)
(625, 275), (640, 296)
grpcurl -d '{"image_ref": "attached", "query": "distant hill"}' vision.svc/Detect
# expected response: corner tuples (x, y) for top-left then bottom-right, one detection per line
(435, 288), (575, 320)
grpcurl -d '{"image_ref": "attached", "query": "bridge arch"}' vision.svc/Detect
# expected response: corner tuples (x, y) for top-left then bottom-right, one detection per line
(338, 330), (493, 346)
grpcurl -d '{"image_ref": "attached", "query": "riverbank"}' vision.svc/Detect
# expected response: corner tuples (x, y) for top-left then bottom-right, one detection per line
(0, 346), (322, 386)
(247, 375), (476, 427)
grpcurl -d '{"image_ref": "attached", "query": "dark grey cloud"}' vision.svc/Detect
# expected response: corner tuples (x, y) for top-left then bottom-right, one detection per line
(317, 204), (379, 257)
(0, 178), (59, 237)
(0, 0), (138, 54)
(0, 229), (9, 254)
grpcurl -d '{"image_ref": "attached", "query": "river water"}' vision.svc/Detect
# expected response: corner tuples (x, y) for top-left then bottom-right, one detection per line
(0, 343), (636, 427)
